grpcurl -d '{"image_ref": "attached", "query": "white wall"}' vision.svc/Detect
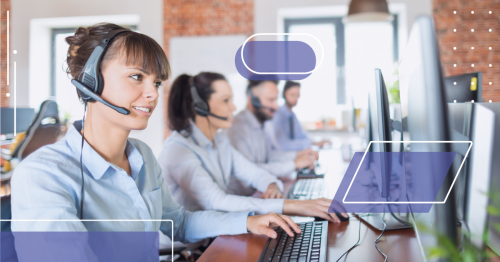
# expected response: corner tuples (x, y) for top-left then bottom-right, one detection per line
(170, 35), (250, 114)
(10, 0), (165, 155)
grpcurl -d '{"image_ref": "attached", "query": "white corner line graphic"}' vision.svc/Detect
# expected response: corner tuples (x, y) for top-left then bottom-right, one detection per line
(240, 33), (324, 75)
(342, 141), (473, 204)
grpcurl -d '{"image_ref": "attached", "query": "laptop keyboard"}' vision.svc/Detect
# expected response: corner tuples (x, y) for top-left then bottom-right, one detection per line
(258, 221), (327, 262)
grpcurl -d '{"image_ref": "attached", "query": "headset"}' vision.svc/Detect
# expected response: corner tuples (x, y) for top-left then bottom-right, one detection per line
(71, 30), (131, 115)
(190, 80), (228, 121)
(189, 77), (228, 185)
(247, 88), (276, 112)
(71, 29), (132, 220)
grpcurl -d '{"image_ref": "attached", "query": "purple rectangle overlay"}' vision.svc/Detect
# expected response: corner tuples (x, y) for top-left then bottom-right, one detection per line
(1, 232), (160, 262)
(235, 41), (315, 80)
(330, 152), (456, 214)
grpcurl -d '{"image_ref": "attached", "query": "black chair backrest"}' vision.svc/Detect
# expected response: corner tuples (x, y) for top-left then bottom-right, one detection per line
(1, 194), (12, 232)
(11, 100), (60, 160)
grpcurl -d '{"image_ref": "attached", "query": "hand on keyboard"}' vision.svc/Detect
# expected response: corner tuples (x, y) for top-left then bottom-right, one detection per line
(262, 183), (284, 199)
(283, 198), (347, 223)
(247, 213), (302, 239)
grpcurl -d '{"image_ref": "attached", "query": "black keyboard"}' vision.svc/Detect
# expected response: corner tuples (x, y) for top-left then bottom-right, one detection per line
(296, 164), (325, 179)
(287, 178), (325, 200)
(257, 221), (328, 262)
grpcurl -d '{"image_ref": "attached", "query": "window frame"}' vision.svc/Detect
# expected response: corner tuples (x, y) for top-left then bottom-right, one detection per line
(283, 15), (399, 106)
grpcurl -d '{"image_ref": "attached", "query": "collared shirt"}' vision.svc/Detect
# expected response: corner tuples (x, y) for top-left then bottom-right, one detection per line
(158, 121), (285, 215)
(11, 122), (249, 243)
(270, 105), (313, 151)
(227, 109), (296, 177)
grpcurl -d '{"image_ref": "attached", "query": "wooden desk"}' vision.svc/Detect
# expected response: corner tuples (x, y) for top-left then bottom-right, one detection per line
(199, 147), (422, 261)
(198, 215), (422, 262)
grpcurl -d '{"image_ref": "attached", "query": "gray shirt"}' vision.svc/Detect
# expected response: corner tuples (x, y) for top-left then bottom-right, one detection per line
(227, 109), (297, 177)
(158, 121), (285, 215)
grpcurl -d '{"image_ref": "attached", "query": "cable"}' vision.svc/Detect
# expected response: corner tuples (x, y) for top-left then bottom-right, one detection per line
(374, 210), (388, 262)
(336, 215), (363, 262)
(386, 195), (412, 227)
(79, 103), (87, 220)
(335, 204), (383, 262)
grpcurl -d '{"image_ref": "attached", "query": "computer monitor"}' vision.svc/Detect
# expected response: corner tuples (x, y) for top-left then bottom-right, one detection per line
(374, 68), (392, 198)
(445, 72), (482, 103)
(466, 102), (500, 256)
(398, 15), (458, 245)
(0, 108), (35, 135)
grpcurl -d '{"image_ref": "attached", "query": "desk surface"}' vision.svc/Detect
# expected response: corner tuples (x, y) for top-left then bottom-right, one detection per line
(199, 147), (423, 261)
(198, 216), (421, 262)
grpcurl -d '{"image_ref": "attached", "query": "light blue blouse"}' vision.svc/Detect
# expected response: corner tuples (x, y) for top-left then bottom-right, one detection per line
(11, 122), (250, 243)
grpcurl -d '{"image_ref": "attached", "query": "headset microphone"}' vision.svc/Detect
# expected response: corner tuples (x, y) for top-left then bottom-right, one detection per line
(190, 85), (228, 121)
(72, 79), (130, 115)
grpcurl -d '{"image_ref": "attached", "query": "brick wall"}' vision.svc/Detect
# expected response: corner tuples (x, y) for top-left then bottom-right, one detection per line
(433, 0), (500, 102)
(1, 0), (10, 107)
(163, 0), (254, 137)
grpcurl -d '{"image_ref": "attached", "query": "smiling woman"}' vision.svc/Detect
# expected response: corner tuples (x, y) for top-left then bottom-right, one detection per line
(10, 23), (301, 260)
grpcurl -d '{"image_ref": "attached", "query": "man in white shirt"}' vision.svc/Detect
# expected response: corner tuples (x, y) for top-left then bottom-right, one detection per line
(227, 80), (318, 178)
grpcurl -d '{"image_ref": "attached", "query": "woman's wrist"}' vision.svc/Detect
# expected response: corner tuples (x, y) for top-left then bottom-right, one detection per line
(283, 199), (299, 215)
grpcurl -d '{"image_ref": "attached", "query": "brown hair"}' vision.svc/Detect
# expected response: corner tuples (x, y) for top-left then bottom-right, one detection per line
(168, 72), (226, 135)
(65, 23), (170, 101)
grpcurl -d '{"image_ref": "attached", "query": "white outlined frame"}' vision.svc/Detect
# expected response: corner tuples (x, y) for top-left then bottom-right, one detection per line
(240, 33), (324, 75)
(342, 141), (473, 204)
(0, 219), (174, 261)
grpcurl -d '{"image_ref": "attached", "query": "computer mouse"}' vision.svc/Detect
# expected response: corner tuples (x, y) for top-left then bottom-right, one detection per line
(314, 213), (349, 222)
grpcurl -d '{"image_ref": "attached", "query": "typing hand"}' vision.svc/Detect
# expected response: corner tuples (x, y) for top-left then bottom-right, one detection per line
(283, 198), (348, 223)
(247, 213), (301, 238)
(294, 154), (315, 170)
(262, 183), (284, 199)
(313, 140), (332, 148)
(297, 148), (319, 160)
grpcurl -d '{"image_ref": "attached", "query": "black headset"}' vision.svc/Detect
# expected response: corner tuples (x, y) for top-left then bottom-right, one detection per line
(247, 88), (276, 112)
(72, 29), (133, 220)
(190, 79), (228, 121)
(71, 29), (131, 115)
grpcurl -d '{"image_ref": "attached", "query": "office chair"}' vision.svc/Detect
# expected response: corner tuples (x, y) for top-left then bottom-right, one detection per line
(1, 100), (60, 181)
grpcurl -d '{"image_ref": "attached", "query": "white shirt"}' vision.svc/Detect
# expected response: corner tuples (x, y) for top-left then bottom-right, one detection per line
(158, 121), (285, 215)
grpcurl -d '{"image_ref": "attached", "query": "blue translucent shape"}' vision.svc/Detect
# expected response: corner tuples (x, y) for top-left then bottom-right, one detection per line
(235, 41), (315, 80)
(330, 152), (456, 213)
(1, 232), (160, 262)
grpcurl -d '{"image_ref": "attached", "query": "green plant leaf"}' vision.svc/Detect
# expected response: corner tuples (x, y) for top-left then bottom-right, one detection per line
(487, 205), (500, 216)
(494, 224), (500, 234)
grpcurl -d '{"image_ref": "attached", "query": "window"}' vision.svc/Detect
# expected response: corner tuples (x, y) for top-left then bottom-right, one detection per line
(51, 28), (81, 120)
(283, 15), (399, 129)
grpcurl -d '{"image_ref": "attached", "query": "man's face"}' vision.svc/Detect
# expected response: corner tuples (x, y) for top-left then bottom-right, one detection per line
(284, 86), (300, 108)
(252, 81), (279, 121)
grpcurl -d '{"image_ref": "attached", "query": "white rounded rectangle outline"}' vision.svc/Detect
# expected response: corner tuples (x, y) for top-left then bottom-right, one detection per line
(240, 33), (324, 75)
(0, 219), (174, 262)
(342, 141), (473, 204)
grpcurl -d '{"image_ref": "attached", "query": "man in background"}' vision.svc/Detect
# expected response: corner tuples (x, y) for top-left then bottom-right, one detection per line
(227, 80), (318, 178)
(270, 81), (331, 151)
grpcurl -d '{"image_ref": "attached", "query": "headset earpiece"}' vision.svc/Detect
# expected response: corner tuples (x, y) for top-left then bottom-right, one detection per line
(71, 30), (131, 115)
(248, 88), (263, 109)
(190, 81), (228, 121)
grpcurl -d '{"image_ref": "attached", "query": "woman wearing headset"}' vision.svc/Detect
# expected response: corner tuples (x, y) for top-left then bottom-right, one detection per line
(10, 23), (299, 254)
(158, 72), (346, 222)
